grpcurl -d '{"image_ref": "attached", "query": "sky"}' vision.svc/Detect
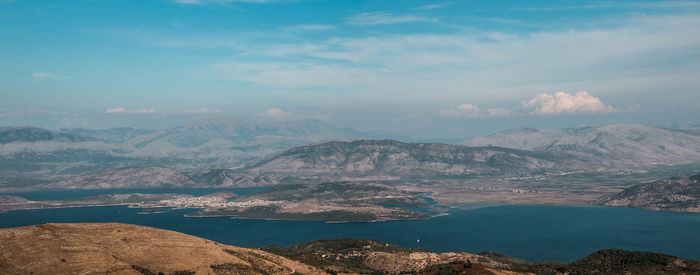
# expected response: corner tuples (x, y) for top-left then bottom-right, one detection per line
(1, 0), (699, 138)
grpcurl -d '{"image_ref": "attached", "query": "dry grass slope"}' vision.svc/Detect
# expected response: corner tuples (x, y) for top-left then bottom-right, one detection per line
(0, 223), (323, 275)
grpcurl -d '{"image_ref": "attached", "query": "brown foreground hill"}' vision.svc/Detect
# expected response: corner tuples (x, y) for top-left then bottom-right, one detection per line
(1, 223), (699, 275)
(0, 223), (323, 275)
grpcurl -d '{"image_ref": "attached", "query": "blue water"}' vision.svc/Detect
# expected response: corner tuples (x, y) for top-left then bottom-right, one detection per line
(0, 203), (698, 263)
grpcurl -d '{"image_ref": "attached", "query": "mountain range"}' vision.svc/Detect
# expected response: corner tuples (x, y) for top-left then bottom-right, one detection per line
(0, 119), (377, 189)
(46, 139), (582, 189)
(460, 124), (700, 167)
(235, 139), (581, 183)
(3, 121), (700, 193)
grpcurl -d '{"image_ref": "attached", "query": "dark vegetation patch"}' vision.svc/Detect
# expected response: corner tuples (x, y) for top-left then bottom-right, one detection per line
(210, 263), (264, 274)
(513, 249), (700, 275)
(310, 182), (387, 194)
(262, 239), (427, 274)
(415, 261), (487, 275)
(477, 251), (527, 266)
(568, 249), (677, 274)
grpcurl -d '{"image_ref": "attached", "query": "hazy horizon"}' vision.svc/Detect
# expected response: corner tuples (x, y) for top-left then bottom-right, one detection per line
(2, 0), (699, 138)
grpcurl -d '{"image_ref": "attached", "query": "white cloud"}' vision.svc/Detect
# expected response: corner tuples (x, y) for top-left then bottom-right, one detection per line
(345, 12), (437, 25)
(440, 92), (617, 119)
(439, 104), (511, 118)
(521, 91), (615, 115)
(256, 108), (291, 118)
(178, 107), (223, 114)
(32, 72), (68, 79)
(105, 107), (157, 114)
(23, 108), (68, 115)
(440, 104), (480, 118)
(414, 2), (451, 10)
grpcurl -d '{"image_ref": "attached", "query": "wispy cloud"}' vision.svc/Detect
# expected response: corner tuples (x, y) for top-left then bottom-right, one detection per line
(521, 91), (615, 115)
(105, 107), (156, 114)
(178, 107), (223, 114)
(439, 103), (480, 118)
(516, 1), (700, 12)
(32, 72), (69, 80)
(441, 92), (624, 118)
(345, 12), (437, 25)
(0, 108), (70, 118)
(256, 108), (291, 118)
(631, 1), (700, 8)
(23, 108), (68, 115)
(253, 15), (699, 98)
(440, 104), (510, 118)
(414, 2), (451, 10)
(107, 13), (700, 109)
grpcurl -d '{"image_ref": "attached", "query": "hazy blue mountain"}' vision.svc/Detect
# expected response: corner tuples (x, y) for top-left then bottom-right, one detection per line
(60, 127), (155, 143)
(124, 119), (373, 166)
(48, 166), (199, 189)
(0, 127), (135, 188)
(0, 120), (378, 190)
(0, 127), (94, 143)
(460, 124), (700, 167)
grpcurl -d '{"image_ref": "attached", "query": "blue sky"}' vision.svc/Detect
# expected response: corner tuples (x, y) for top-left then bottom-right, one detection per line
(1, 0), (699, 137)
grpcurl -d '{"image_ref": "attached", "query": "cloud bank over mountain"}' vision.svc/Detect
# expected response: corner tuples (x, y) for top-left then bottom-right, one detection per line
(441, 91), (619, 119)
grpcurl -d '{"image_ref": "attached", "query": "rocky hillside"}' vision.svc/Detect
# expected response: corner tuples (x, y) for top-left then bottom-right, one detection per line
(47, 166), (199, 189)
(460, 124), (700, 167)
(0, 127), (95, 143)
(0, 223), (322, 275)
(236, 139), (580, 183)
(601, 174), (700, 212)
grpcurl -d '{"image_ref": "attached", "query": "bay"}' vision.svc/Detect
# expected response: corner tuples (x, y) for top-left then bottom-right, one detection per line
(0, 201), (698, 263)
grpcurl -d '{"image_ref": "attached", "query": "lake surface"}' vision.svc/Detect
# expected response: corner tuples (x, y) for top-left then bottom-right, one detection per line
(1, 189), (699, 263)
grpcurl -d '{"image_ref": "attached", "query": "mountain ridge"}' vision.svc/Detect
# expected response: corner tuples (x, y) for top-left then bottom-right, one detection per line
(460, 124), (700, 167)
(601, 173), (700, 212)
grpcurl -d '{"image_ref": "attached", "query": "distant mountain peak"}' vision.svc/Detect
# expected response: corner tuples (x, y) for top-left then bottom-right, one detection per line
(0, 126), (94, 143)
(460, 123), (700, 167)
